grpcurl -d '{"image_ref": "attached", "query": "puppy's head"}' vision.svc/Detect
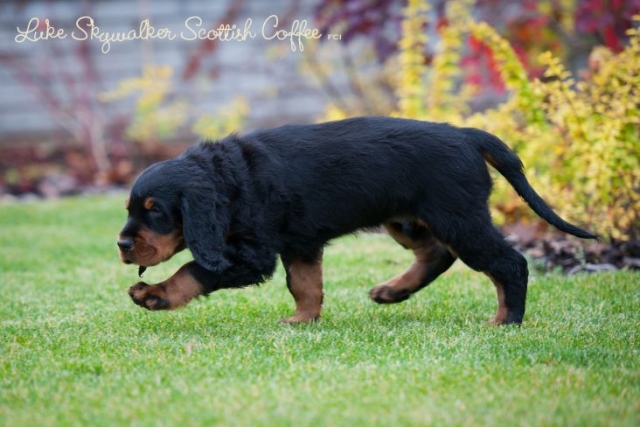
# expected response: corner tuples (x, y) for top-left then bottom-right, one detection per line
(117, 160), (186, 268)
(117, 152), (231, 273)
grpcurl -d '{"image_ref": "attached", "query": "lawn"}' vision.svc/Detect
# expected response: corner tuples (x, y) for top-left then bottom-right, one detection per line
(1, 196), (638, 426)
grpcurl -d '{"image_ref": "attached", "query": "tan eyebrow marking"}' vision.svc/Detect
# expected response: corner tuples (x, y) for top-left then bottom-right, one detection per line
(125, 198), (130, 209)
(144, 197), (154, 210)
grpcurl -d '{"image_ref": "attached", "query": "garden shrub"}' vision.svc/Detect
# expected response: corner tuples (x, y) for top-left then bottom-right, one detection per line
(99, 65), (247, 144)
(376, 1), (639, 240)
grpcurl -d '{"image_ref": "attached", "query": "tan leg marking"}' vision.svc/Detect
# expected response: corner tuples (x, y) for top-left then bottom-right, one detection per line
(281, 258), (324, 324)
(384, 223), (417, 249)
(486, 274), (508, 325)
(129, 263), (204, 310)
(370, 223), (446, 303)
(369, 244), (436, 303)
(369, 221), (456, 304)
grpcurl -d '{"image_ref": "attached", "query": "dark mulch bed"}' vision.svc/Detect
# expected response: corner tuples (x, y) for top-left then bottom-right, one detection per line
(0, 141), (189, 200)
(504, 223), (640, 274)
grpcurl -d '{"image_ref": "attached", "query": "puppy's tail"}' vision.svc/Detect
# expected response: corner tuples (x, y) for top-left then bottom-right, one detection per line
(464, 127), (597, 240)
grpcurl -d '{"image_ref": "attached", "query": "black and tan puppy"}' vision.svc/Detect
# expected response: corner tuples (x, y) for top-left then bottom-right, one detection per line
(118, 117), (595, 325)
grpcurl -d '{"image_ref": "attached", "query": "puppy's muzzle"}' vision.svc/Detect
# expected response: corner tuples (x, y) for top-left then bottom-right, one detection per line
(117, 238), (134, 254)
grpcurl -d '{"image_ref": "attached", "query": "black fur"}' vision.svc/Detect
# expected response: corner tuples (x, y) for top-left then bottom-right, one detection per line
(125, 117), (596, 324)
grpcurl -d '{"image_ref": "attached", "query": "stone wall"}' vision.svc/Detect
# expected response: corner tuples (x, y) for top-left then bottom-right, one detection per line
(0, 0), (333, 144)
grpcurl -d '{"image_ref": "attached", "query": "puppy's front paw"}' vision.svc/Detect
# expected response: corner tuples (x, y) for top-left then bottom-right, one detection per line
(128, 282), (170, 310)
(280, 314), (320, 324)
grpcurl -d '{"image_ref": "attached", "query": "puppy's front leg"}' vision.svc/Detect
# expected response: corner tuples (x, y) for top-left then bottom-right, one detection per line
(129, 262), (204, 310)
(280, 250), (324, 324)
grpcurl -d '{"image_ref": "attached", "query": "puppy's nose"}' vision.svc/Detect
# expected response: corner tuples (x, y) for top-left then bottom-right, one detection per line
(117, 239), (134, 253)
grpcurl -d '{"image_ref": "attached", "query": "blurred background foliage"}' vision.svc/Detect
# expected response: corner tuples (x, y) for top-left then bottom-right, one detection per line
(98, 65), (248, 145)
(313, 0), (640, 241)
(2, 0), (639, 243)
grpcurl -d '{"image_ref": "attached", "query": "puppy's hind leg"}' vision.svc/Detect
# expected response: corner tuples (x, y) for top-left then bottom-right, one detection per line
(428, 212), (528, 325)
(369, 221), (456, 304)
(461, 241), (527, 325)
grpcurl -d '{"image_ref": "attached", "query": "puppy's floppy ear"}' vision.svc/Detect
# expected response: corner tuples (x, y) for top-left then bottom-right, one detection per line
(180, 192), (231, 273)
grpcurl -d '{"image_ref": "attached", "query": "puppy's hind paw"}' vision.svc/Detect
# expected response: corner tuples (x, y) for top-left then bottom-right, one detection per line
(369, 285), (412, 304)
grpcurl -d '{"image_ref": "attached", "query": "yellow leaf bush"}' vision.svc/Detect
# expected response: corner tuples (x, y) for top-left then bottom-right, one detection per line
(368, 1), (640, 240)
(396, 0), (430, 118)
(466, 21), (640, 240)
(98, 65), (188, 144)
(99, 65), (247, 144)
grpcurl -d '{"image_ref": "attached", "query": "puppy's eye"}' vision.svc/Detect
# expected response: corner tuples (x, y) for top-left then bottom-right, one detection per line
(149, 205), (162, 217)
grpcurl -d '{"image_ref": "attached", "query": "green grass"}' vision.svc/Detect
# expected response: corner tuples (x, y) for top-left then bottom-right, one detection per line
(1, 196), (638, 426)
